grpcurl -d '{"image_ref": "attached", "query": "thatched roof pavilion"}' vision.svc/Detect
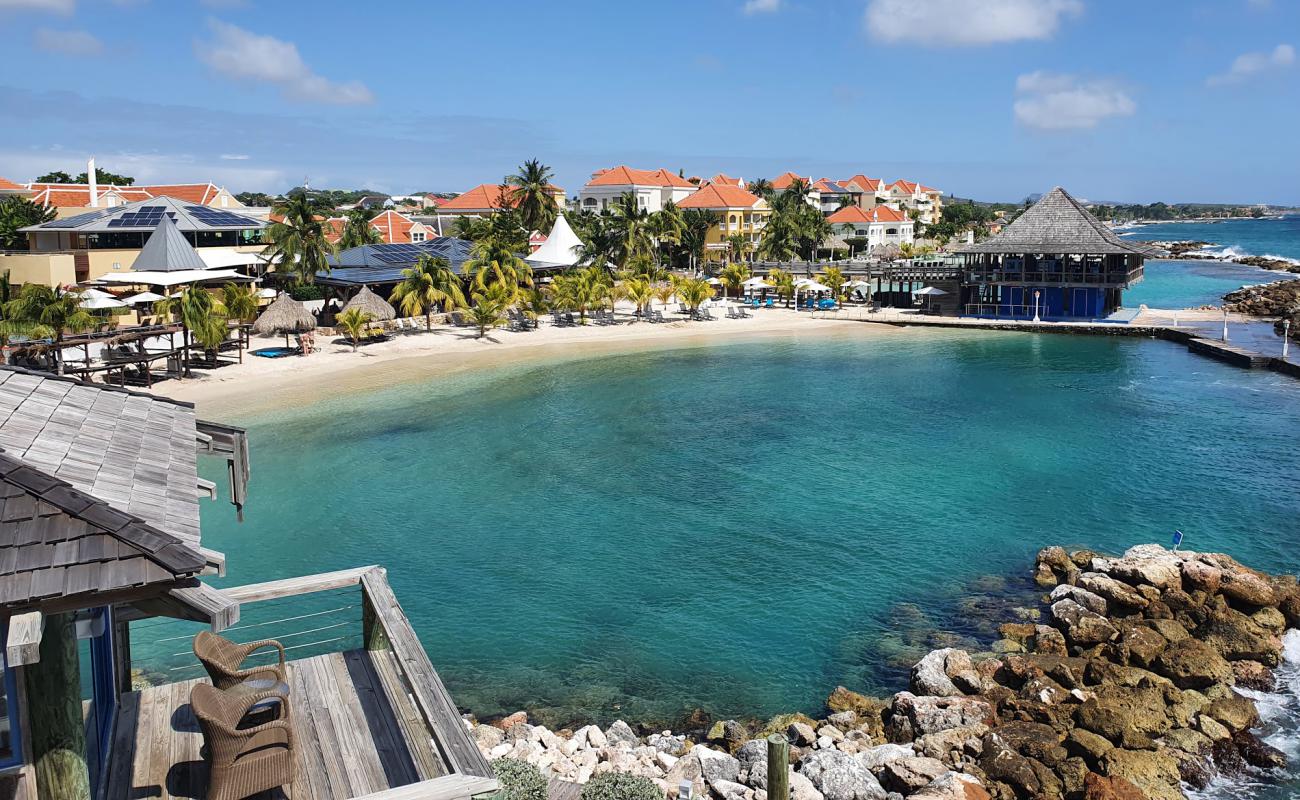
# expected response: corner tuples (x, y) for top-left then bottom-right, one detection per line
(960, 188), (1165, 257)
(340, 285), (395, 321)
(252, 294), (316, 348)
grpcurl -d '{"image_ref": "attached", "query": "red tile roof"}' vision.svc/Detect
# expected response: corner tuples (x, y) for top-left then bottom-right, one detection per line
(25, 181), (230, 208)
(677, 184), (762, 209)
(0, 176), (28, 192)
(826, 204), (908, 224)
(586, 166), (694, 189)
(770, 171), (811, 190)
(706, 173), (742, 187)
(889, 179), (919, 195)
(838, 174), (881, 192)
(324, 217), (346, 243)
(437, 184), (519, 211)
(369, 210), (420, 244)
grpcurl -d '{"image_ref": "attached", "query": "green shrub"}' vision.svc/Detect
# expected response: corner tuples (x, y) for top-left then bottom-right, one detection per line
(580, 771), (663, 800)
(490, 757), (548, 800)
(288, 284), (325, 301)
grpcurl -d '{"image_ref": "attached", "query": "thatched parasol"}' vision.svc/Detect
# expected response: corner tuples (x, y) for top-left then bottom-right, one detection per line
(340, 285), (395, 321)
(252, 294), (317, 348)
(871, 243), (902, 261)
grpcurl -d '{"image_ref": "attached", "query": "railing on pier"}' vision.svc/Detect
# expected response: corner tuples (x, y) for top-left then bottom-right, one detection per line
(964, 268), (1142, 286)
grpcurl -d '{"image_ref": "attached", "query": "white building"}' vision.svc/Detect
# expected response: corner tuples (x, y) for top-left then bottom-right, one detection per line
(576, 166), (697, 214)
(826, 204), (914, 250)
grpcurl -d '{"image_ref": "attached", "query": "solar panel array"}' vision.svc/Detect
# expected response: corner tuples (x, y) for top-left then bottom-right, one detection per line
(42, 207), (118, 229)
(106, 206), (175, 228)
(322, 238), (475, 284)
(370, 244), (431, 264)
(184, 206), (259, 227)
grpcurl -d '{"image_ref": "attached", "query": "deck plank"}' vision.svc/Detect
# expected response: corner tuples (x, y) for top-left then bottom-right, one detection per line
(366, 647), (445, 780)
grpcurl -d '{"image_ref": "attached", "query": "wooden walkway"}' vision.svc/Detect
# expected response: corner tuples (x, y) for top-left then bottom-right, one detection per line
(103, 649), (447, 800)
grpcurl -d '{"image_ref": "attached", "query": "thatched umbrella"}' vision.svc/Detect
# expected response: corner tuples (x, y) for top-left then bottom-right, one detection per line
(340, 285), (395, 321)
(871, 243), (901, 261)
(252, 294), (317, 349)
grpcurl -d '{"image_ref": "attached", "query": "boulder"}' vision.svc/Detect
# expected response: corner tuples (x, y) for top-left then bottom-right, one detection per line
(827, 712), (857, 730)
(574, 725), (607, 749)
(857, 743), (914, 773)
(490, 711), (528, 731)
(1195, 714), (1231, 741)
(1051, 599), (1118, 647)
(473, 724), (504, 751)
(911, 649), (982, 697)
(606, 720), (640, 747)
(1075, 685), (1172, 749)
(1115, 622), (1168, 668)
(1077, 573), (1148, 610)
(1233, 730), (1287, 770)
(797, 750), (887, 800)
(1036, 546), (1075, 583)
(1082, 772), (1147, 800)
(1203, 692), (1260, 733)
(1033, 625), (1069, 657)
(875, 757), (948, 794)
(827, 687), (883, 717)
(1065, 728), (1113, 766)
(993, 721), (1067, 767)
(1100, 747), (1183, 800)
(1049, 584), (1109, 615)
(710, 779), (749, 800)
(908, 772), (991, 800)
(1107, 545), (1183, 591)
(913, 727), (986, 767)
(1231, 659), (1276, 691)
(789, 772), (824, 800)
(1200, 609), (1282, 665)
(1153, 638), (1233, 689)
(735, 740), (768, 775)
(1180, 560), (1222, 594)
(1278, 585), (1300, 628)
(978, 733), (1056, 798)
(1219, 569), (1276, 607)
(788, 722), (818, 747)
(695, 745), (742, 786)
(886, 693), (994, 742)
(1143, 618), (1189, 644)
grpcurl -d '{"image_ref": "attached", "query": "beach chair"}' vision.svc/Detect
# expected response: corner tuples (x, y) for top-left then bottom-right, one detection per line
(764, 298), (775, 308)
(565, 312), (576, 326)
(191, 683), (295, 800)
(652, 310), (665, 323)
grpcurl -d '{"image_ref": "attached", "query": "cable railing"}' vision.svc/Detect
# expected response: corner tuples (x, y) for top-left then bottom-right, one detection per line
(964, 269), (1142, 285)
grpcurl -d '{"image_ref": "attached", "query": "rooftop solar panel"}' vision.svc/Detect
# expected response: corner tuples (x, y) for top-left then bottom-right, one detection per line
(184, 206), (259, 226)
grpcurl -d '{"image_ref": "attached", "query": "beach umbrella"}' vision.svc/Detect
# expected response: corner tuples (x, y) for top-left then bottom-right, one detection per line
(914, 286), (948, 295)
(123, 291), (166, 305)
(340, 285), (395, 322)
(79, 287), (114, 299)
(79, 295), (127, 310)
(252, 293), (317, 349)
(256, 287), (278, 299)
(742, 277), (771, 288)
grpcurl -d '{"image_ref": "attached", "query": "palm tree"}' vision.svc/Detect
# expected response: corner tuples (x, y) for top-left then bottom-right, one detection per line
(679, 209), (721, 273)
(506, 159), (559, 234)
(899, 242), (917, 259)
(748, 178), (773, 199)
(339, 208), (381, 249)
(550, 267), (608, 324)
(518, 287), (549, 326)
(718, 262), (751, 298)
(5, 285), (94, 373)
(819, 266), (847, 302)
(837, 194), (857, 210)
(623, 277), (654, 320)
(653, 282), (676, 313)
(335, 308), (373, 352)
(466, 239), (533, 298)
(609, 192), (654, 267)
(453, 215), (490, 242)
(262, 194), (337, 285)
(468, 283), (511, 339)
(726, 234), (753, 265)
(674, 276), (713, 315)
(0, 196), (56, 249)
(768, 267), (796, 308)
(389, 255), (467, 330)
(647, 202), (685, 267)
(220, 283), (260, 322)
(153, 285), (227, 376)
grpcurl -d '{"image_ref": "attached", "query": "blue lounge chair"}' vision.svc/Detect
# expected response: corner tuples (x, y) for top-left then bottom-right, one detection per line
(764, 298), (774, 308)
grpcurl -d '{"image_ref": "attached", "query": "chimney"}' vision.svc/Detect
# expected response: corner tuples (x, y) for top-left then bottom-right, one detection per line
(87, 157), (99, 208)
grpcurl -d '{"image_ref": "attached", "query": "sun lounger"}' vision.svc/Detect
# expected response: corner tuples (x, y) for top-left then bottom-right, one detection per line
(652, 310), (665, 323)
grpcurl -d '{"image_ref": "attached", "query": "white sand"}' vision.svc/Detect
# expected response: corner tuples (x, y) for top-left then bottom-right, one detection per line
(162, 305), (904, 418)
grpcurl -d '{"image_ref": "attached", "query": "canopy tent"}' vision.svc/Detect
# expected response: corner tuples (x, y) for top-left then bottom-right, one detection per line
(96, 269), (249, 287)
(79, 295), (127, 310)
(525, 214), (585, 271)
(339, 285), (396, 321)
(705, 277), (722, 285)
(123, 291), (167, 305)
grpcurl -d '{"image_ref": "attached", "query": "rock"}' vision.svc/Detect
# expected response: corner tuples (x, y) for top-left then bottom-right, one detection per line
(1231, 659), (1276, 691)
(574, 725), (607, 749)
(911, 649), (982, 697)
(789, 772), (824, 800)
(1278, 585), (1300, 628)
(908, 772), (991, 800)
(473, 724), (504, 751)
(858, 743), (914, 772)
(490, 711), (528, 730)
(711, 779), (749, 800)
(827, 711), (857, 730)
(797, 750), (887, 800)
(1219, 569), (1276, 607)
(1100, 747), (1183, 800)
(489, 742), (511, 759)
(913, 727), (986, 767)
(665, 749), (705, 794)
(818, 726), (845, 743)
(736, 740), (768, 775)
(1251, 605), (1287, 634)
(1195, 714), (1231, 741)
(1233, 730), (1288, 770)
(1082, 772), (1147, 800)
(1036, 546), (1074, 576)
(1200, 608), (1282, 665)
(1153, 637), (1234, 689)
(505, 722), (531, 743)
(1114, 622), (1167, 668)
(978, 733), (1054, 798)
(1065, 729), (1114, 766)
(657, 752), (679, 772)
(788, 722), (817, 747)
(1077, 573), (1148, 610)
(1049, 584), (1109, 615)
(606, 720), (640, 747)
(1143, 618), (1189, 644)
(827, 687), (882, 717)
(695, 746), (741, 786)
(1076, 685), (1172, 749)
(886, 693), (994, 742)
(994, 721), (1067, 767)
(876, 757), (948, 794)
(1107, 544), (1184, 591)
(1203, 692), (1260, 733)
(1180, 560), (1222, 594)
(1051, 599), (1118, 647)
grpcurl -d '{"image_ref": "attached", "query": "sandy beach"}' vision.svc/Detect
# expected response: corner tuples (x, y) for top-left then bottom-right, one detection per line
(162, 305), (902, 418)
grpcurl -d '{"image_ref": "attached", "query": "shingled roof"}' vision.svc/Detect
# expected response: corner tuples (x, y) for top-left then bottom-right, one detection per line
(960, 187), (1164, 256)
(0, 452), (205, 610)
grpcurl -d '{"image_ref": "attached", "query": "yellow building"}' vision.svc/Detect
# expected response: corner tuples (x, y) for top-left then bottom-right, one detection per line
(676, 183), (770, 262)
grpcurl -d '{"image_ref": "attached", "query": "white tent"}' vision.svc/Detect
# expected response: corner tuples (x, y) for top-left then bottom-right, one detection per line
(96, 269), (247, 287)
(526, 214), (584, 269)
(797, 280), (831, 292)
(123, 291), (166, 304)
(80, 295), (127, 310)
(742, 277), (772, 289)
(257, 287), (279, 299)
(80, 287), (114, 299)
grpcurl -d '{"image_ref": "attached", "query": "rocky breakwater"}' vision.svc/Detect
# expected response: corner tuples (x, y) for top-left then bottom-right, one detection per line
(1224, 279), (1300, 340)
(1146, 241), (1300, 274)
(471, 544), (1299, 800)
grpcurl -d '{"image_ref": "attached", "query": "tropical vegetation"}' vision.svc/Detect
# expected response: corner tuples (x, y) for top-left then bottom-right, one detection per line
(389, 255), (467, 330)
(339, 208), (382, 249)
(506, 159), (559, 234)
(220, 282), (260, 322)
(334, 308), (374, 352)
(718, 262), (750, 298)
(467, 283), (512, 338)
(153, 284), (228, 375)
(672, 275), (713, 315)
(262, 194), (338, 285)
(5, 285), (94, 373)
(0, 196), (56, 250)
(549, 266), (609, 323)
(758, 178), (831, 261)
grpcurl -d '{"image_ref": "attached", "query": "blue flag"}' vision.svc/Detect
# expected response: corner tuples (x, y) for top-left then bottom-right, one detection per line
(1172, 530), (1184, 549)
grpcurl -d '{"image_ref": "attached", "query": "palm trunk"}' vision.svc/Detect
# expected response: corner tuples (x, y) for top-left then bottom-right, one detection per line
(425, 309), (433, 331)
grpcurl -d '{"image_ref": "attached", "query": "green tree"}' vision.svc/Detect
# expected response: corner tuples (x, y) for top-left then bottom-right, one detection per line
(468, 283), (511, 339)
(549, 267), (609, 324)
(339, 208), (382, 248)
(768, 267), (795, 307)
(647, 201), (685, 267)
(389, 255), (467, 330)
(154, 284), (228, 375)
(5, 285), (94, 373)
(453, 215), (491, 242)
(37, 168), (135, 185)
(673, 276), (713, 315)
(334, 307), (373, 352)
(262, 194), (338, 285)
(748, 178), (773, 198)
(0, 196), (56, 249)
(718, 262), (751, 298)
(622, 276), (654, 319)
(819, 265), (847, 301)
(609, 192), (654, 267)
(506, 159), (559, 233)
(220, 282), (260, 322)
(678, 209), (721, 272)
(726, 234), (753, 265)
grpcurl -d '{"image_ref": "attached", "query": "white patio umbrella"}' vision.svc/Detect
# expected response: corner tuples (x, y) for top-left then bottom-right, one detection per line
(742, 277), (772, 288)
(79, 287), (114, 299)
(79, 295), (127, 310)
(705, 277), (722, 285)
(914, 286), (948, 296)
(123, 291), (167, 305)
(256, 287), (279, 299)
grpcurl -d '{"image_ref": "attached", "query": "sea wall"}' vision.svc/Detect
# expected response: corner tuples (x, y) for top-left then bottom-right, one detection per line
(470, 544), (1300, 800)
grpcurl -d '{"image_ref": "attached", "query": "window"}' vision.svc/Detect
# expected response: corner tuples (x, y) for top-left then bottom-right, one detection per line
(729, 215), (737, 225)
(411, 231), (426, 243)
(0, 623), (22, 771)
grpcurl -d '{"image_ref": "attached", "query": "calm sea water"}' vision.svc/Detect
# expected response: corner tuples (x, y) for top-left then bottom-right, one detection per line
(1121, 215), (1300, 262)
(180, 330), (1300, 729)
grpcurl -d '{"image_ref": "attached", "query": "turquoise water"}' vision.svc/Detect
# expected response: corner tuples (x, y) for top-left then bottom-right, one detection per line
(181, 330), (1300, 728)
(1121, 215), (1300, 262)
(1125, 258), (1289, 310)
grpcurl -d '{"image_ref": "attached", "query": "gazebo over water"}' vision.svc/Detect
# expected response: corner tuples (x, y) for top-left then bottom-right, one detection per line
(957, 187), (1164, 320)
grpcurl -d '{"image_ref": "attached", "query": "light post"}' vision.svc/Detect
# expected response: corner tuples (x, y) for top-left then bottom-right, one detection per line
(1284, 320), (1291, 360)
(1223, 307), (1229, 342)
(1032, 289), (1041, 323)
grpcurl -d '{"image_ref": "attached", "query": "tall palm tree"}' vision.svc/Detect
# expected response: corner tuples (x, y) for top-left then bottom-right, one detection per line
(726, 234), (753, 265)
(609, 193), (654, 267)
(5, 285), (94, 373)
(153, 285), (227, 376)
(506, 159), (559, 234)
(647, 201), (685, 267)
(389, 255), (467, 330)
(674, 276), (713, 315)
(453, 215), (490, 242)
(339, 208), (381, 249)
(653, 282), (676, 312)
(679, 209), (720, 273)
(748, 178), (773, 199)
(465, 236), (533, 297)
(220, 283), (260, 322)
(768, 267), (796, 308)
(718, 262), (751, 298)
(263, 194), (337, 285)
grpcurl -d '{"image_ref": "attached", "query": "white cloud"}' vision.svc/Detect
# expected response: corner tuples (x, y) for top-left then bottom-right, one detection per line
(0, 0), (74, 12)
(0, 147), (288, 193)
(864, 0), (1082, 46)
(33, 27), (103, 56)
(1206, 43), (1294, 86)
(220, 153), (250, 160)
(1013, 71), (1135, 131)
(194, 19), (374, 105)
(743, 0), (781, 14)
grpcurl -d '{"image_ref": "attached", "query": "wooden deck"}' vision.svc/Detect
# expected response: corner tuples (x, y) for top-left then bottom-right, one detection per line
(102, 649), (447, 800)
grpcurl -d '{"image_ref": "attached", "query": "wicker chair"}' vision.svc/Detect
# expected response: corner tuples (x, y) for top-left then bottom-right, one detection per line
(194, 631), (287, 690)
(191, 683), (295, 800)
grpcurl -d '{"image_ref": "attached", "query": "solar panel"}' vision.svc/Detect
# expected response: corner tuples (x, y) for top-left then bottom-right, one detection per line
(42, 207), (116, 228)
(184, 205), (259, 227)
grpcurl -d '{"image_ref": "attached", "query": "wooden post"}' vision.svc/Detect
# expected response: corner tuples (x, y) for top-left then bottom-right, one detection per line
(361, 585), (390, 651)
(766, 733), (789, 800)
(24, 613), (90, 800)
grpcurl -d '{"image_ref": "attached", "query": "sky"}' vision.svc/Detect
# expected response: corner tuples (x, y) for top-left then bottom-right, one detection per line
(0, 0), (1296, 205)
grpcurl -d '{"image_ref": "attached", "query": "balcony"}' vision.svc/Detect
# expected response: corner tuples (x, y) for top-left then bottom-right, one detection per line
(964, 268), (1142, 287)
(105, 567), (497, 800)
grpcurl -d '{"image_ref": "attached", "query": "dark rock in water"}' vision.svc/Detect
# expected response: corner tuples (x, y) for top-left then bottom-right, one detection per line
(1231, 659), (1276, 691)
(1209, 735), (1248, 774)
(1232, 729), (1288, 770)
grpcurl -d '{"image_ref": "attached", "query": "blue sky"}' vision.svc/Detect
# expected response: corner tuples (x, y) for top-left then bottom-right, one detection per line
(0, 0), (1296, 204)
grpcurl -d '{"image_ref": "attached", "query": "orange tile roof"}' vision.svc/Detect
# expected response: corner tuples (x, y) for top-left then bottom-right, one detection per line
(437, 184), (519, 211)
(889, 179), (919, 195)
(324, 217), (346, 243)
(826, 204), (908, 224)
(919, 184), (941, 194)
(369, 210), (419, 244)
(706, 173), (742, 187)
(586, 165), (694, 189)
(770, 171), (810, 190)
(677, 184), (762, 209)
(25, 181), (230, 208)
(838, 174), (881, 192)
(0, 176), (27, 192)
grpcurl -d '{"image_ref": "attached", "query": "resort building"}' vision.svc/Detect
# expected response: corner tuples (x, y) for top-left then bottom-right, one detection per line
(836, 174), (882, 208)
(319, 237), (477, 295)
(0, 366), (496, 800)
(676, 184), (770, 262)
(576, 166), (696, 214)
(25, 181), (243, 216)
(812, 178), (852, 214)
(434, 182), (566, 223)
(957, 187), (1159, 320)
(703, 174), (745, 189)
(881, 179), (943, 224)
(326, 209), (438, 244)
(770, 171), (821, 209)
(10, 196), (266, 286)
(826, 204), (914, 250)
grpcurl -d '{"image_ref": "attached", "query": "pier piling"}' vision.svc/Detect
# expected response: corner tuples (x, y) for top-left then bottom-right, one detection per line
(767, 733), (790, 800)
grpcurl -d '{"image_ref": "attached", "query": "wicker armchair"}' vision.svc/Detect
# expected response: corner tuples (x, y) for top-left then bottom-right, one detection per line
(194, 631), (287, 690)
(192, 682), (295, 800)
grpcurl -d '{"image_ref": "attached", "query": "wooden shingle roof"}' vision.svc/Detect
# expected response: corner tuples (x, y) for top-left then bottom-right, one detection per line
(960, 187), (1164, 256)
(0, 452), (204, 611)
